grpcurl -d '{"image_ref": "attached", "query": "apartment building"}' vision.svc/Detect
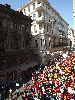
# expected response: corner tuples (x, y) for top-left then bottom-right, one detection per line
(68, 27), (74, 47)
(17, 0), (69, 64)
(73, 0), (75, 36)
(0, 4), (38, 82)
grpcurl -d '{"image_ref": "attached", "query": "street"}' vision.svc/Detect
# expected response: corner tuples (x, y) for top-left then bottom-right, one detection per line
(5, 76), (32, 100)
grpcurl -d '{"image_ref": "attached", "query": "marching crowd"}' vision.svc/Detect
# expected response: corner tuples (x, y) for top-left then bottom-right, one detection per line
(22, 50), (75, 100)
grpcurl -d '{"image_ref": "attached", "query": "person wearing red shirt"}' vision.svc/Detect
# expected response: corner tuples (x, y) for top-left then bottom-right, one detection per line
(59, 93), (64, 100)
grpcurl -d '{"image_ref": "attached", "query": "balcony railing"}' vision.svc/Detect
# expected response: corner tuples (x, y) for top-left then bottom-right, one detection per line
(46, 32), (50, 34)
(38, 16), (44, 20)
(37, 16), (45, 24)
(35, 3), (45, 11)
(58, 19), (62, 23)
(58, 27), (64, 32)
(39, 29), (45, 33)
(58, 35), (66, 38)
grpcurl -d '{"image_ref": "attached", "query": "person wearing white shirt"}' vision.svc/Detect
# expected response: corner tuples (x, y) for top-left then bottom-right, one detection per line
(9, 88), (12, 100)
(60, 86), (64, 93)
(42, 87), (45, 94)
(9, 88), (12, 94)
(68, 87), (75, 94)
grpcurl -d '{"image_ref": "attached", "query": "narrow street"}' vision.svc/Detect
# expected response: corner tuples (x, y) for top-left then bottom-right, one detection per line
(5, 76), (32, 100)
(0, 62), (39, 100)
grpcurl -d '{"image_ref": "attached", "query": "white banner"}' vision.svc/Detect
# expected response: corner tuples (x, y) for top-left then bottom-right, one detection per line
(16, 83), (19, 86)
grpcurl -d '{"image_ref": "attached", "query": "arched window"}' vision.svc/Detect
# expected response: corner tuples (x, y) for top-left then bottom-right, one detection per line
(40, 38), (42, 47)
(0, 21), (2, 28)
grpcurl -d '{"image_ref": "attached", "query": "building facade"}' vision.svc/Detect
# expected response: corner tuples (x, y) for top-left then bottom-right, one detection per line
(73, 0), (75, 46)
(73, 0), (75, 36)
(0, 4), (37, 82)
(17, 0), (69, 64)
(68, 27), (74, 47)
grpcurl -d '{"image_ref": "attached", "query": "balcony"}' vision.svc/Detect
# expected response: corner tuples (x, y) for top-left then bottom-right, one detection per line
(58, 19), (62, 23)
(39, 29), (45, 34)
(62, 36), (68, 40)
(35, 3), (45, 12)
(58, 27), (64, 32)
(46, 21), (52, 26)
(58, 35), (66, 38)
(36, 16), (46, 24)
(58, 19), (64, 27)
(51, 33), (57, 38)
(46, 32), (50, 35)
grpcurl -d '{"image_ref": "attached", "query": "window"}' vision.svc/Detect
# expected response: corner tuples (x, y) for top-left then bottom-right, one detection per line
(43, 3), (44, 6)
(47, 26), (48, 32)
(17, 23), (19, 30)
(10, 42), (12, 48)
(24, 9), (26, 14)
(26, 39), (29, 44)
(21, 27), (23, 32)
(33, 3), (35, 10)
(43, 13), (45, 20)
(45, 40), (46, 45)
(60, 39), (62, 42)
(38, 1), (41, 4)
(39, 25), (42, 30)
(40, 38), (42, 47)
(43, 39), (44, 42)
(35, 40), (38, 47)
(53, 20), (56, 25)
(33, 14), (36, 21)
(0, 43), (5, 52)
(49, 17), (50, 22)
(39, 12), (41, 17)
(49, 40), (51, 46)
(53, 40), (55, 45)
(23, 41), (25, 48)
(51, 19), (52, 24)
(28, 6), (30, 12)
(0, 21), (2, 28)
(44, 25), (45, 29)
(14, 23), (17, 30)
(46, 6), (47, 11)
(52, 30), (53, 34)
(34, 25), (37, 33)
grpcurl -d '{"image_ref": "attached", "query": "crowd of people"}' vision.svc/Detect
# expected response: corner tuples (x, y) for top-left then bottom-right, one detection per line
(22, 50), (75, 100)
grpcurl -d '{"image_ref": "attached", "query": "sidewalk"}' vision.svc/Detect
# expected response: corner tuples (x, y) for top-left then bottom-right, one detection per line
(6, 78), (32, 100)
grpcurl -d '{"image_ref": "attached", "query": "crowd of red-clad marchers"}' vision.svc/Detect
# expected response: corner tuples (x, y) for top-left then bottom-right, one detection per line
(22, 50), (75, 100)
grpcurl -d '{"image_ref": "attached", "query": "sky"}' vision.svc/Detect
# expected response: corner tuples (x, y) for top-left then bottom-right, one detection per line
(0, 0), (74, 29)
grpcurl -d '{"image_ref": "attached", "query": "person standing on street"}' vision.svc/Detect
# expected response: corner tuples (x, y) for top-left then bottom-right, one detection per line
(9, 88), (12, 100)
(16, 89), (19, 98)
(0, 92), (2, 100)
